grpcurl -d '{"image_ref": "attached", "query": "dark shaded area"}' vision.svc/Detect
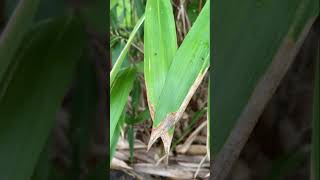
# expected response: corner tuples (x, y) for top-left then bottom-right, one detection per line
(110, 170), (136, 180)
(0, 0), (107, 179)
(229, 17), (319, 180)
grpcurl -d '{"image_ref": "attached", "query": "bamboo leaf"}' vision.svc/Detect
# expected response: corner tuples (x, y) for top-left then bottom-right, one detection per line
(144, 0), (177, 116)
(110, 14), (144, 87)
(148, 1), (210, 151)
(110, 111), (125, 164)
(110, 67), (136, 161)
(144, 0), (178, 154)
(0, 0), (41, 82)
(0, 15), (85, 180)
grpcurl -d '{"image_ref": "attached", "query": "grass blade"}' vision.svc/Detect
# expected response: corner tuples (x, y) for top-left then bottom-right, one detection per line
(0, 15), (85, 180)
(0, 0), (41, 82)
(148, 1), (210, 150)
(144, 0), (177, 154)
(110, 14), (144, 87)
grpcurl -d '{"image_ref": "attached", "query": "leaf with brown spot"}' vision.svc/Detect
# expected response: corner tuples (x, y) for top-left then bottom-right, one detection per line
(144, 0), (178, 155)
(147, 1), (210, 153)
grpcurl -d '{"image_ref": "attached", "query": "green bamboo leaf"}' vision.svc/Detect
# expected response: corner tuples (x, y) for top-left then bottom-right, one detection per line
(211, 0), (318, 179)
(110, 67), (136, 162)
(144, 0), (178, 154)
(110, 14), (144, 87)
(144, 0), (177, 115)
(148, 1), (210, 150)
(110, 111), (125, 164)
(0, 0), (41, 82)
(0, 15), (85, 180)
(312, 41), (319, 180)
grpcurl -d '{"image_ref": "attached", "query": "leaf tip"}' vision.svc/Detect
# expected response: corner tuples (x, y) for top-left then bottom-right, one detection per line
(147, 128), (160, 151)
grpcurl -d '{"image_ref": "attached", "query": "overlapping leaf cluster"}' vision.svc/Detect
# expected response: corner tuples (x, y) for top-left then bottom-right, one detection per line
(110, 0), (210, 162)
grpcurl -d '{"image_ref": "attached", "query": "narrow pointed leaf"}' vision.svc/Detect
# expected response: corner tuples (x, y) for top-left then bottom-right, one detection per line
(144, 0), (177, 153)
(110, 111), (125, 164)
(110, 67), (136, 160)
(144, 0), (177, 115)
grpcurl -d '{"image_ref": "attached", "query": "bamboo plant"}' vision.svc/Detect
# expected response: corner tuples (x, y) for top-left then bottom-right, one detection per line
(110, 0), (210, 163)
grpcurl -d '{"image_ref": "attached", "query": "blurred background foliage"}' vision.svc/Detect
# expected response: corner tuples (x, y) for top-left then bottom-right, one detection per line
(228, 21), (319, 180)
(0, 0), (106, 180)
